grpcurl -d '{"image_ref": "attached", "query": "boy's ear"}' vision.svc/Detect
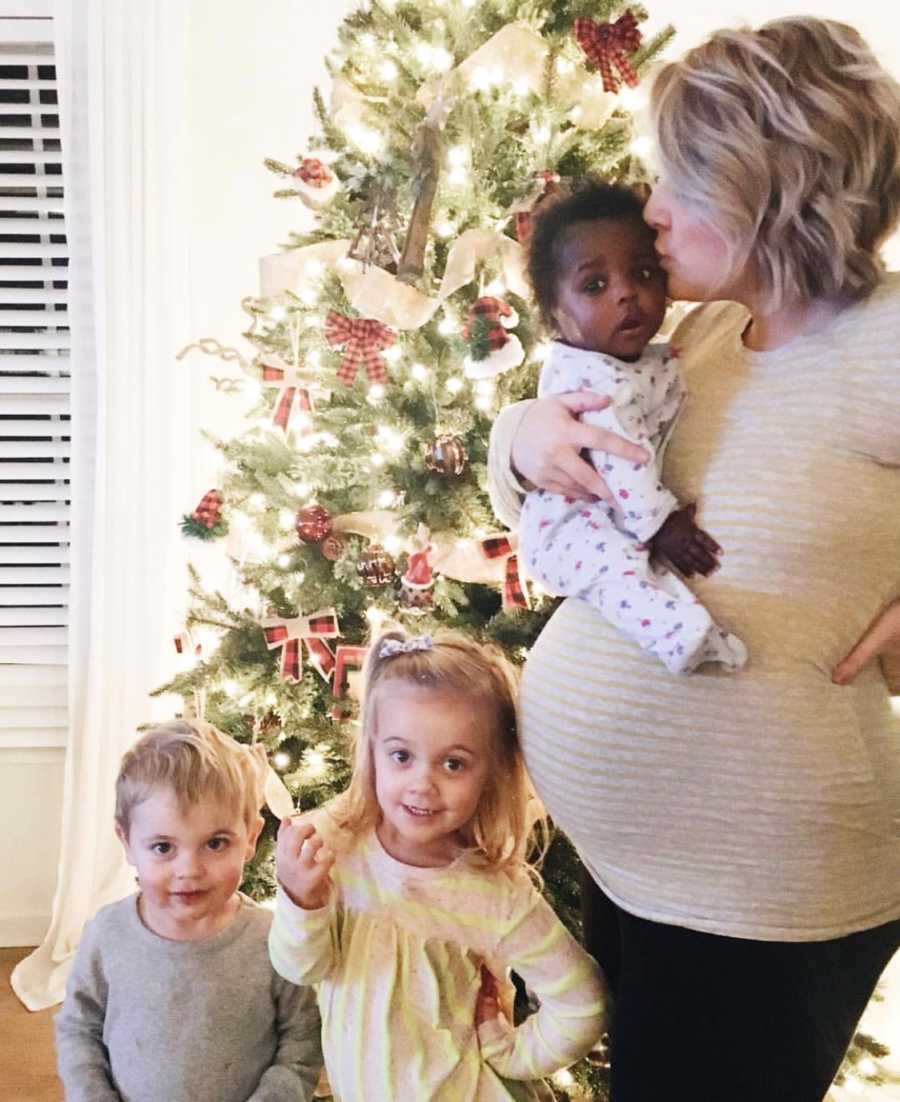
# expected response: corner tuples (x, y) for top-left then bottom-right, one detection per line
(114, 822), (135, 866)
(245, 813), (265, 859)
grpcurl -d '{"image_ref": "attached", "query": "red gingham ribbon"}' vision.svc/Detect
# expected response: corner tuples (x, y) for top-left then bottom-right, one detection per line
(294, 158), (333, 188)
(174, 629), (202, 658)
(574, 11), (642, 94)
(325, 311), (396, 387)
(333, 645), (368, 698)
(261, 361), (314, 431)
(262, 610), (339, 683)
(479, 534), (530, 611)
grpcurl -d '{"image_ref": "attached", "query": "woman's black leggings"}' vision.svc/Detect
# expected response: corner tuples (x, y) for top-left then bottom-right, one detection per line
(580, 868), (900, 1102)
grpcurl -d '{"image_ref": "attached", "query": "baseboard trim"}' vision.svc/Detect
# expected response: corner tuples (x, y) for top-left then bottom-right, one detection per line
(0, 913), (49, 949)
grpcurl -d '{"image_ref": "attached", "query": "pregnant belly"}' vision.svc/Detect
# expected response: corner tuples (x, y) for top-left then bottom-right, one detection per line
(520, 597), (891, 873)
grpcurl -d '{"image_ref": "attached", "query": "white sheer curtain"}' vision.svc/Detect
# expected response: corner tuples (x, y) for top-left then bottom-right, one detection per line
(12, 0), (192, 1010)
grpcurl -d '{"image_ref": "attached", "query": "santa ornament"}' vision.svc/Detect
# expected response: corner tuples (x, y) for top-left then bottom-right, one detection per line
(463, 296), (525, 380)
(400, 544), (434, 610)
(291, 157), (340, 210)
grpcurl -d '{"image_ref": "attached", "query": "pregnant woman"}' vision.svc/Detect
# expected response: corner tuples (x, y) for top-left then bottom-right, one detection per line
(488, 17), (900, 1102)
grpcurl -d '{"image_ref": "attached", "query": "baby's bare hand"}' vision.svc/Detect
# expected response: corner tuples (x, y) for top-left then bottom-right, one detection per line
(275, 819), (335, 910)
(650, 504), (722, 577)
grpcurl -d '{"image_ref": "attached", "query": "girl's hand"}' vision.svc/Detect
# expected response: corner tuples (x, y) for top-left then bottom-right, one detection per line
(475, 965), (502, 1027)
(650, 504), (722, 577)
(275, 818), (335, 910)
(511, 392), (650, 504)
(833, 601), (900, 685)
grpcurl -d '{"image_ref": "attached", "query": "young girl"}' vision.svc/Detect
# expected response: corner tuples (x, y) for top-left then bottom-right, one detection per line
(269, 629), (608, 1101)
(518, 181), (747, 674)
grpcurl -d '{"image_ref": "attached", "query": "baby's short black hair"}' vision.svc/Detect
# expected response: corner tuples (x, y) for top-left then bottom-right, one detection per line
(527, 180), (651, 330)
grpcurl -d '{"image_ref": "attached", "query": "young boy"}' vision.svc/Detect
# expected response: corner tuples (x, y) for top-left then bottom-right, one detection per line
(519, 181), (747, 674)
(55, 720), (322, 1102)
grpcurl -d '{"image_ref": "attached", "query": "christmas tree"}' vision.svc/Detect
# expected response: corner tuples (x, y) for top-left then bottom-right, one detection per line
(156, 2), (893, 1097)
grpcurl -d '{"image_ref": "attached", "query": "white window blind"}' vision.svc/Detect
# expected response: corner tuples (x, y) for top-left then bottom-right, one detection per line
(0, 27), (68, 750)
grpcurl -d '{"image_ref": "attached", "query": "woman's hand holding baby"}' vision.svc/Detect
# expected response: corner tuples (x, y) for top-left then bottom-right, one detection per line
(650, 504), (722, 577)
(513, 392), (650, 503)
(276, 818), (336, 910)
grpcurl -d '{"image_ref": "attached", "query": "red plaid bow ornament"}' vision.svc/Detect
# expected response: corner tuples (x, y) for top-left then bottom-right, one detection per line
(262, 609), (340, 683)
(293, 158), (334, 188)
(479, 533), (530, 611)
(325, 311), (396, 387)
(260, 358), (314, 431)
(574, 11), (642, 94)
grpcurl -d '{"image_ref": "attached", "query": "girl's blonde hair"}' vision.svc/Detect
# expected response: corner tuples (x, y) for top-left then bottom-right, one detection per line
(650, 16), (900, 310)
(329, 628), (536, 873)
(115, 720), (264, 837)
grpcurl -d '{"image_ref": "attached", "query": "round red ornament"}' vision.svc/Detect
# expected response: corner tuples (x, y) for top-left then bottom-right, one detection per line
(295, 504), (333, 544)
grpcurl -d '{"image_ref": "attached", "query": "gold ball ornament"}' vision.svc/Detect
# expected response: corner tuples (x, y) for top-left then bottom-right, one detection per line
(357, 544), (396, 587)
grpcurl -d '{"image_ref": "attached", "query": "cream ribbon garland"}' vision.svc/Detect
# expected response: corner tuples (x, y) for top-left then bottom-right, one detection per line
(259, 228), (529, 331)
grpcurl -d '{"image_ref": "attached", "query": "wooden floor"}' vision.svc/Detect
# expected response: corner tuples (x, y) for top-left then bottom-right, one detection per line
(1, 948), (62, 1102)
(2, 939), (897, 1102)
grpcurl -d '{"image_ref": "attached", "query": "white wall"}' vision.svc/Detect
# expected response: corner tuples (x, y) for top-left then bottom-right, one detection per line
(184, 0), (359, 503)
(646, 0), (899, 73)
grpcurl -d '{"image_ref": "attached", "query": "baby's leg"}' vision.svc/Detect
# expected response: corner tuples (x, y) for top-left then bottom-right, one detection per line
(635, 567), (747, 674)
(573, 533), (746, 675)
(521, 497), (745, 674)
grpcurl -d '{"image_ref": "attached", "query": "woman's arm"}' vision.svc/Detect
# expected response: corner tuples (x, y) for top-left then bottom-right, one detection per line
(487, 393), (650, 528)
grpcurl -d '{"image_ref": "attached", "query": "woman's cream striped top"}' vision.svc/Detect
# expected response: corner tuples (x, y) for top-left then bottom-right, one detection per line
(489, 274), (900, 940)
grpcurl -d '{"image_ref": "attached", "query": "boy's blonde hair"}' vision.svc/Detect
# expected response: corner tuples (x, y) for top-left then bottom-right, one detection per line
(650, 16), (900, 310)
(329, 629), (536, 873)
(115, 720), (264, 837)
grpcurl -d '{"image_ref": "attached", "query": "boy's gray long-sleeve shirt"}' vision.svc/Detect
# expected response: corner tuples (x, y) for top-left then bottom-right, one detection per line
(55, 894), (322, 1102)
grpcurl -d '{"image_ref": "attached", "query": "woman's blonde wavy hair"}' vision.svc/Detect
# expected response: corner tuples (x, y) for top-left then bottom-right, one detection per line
(328, 628), (540, 874)
(650, 16), (900, 310)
